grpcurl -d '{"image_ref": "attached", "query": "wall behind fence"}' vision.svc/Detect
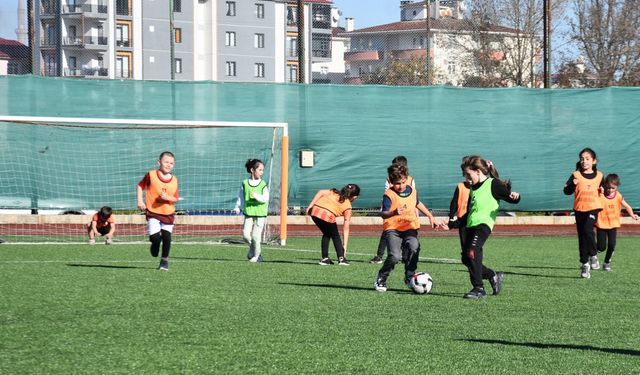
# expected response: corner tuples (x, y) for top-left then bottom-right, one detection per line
(1, 75), (639, 211)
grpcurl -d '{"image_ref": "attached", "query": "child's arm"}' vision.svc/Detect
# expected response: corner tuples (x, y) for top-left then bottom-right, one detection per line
(621, 199), (639, 220)
(91, 220), (100, 237)
(160, 191), (178, 203)
(563, 175), (576, 195)
(342, 209), (352, 252)
(416, 201), (438, 229)
(232, 187), (243, 214)
(136, 185), (146, 210)
(107, 223), (116, 237)
(306, 189), (330, 214)
(252, 185), (269, 203)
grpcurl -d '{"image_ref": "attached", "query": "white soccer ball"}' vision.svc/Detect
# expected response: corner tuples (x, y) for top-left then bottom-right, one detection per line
(409, 272), (433, 294)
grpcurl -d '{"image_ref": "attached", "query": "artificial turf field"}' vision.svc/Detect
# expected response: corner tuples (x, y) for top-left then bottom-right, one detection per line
(1, 236), (639, 374)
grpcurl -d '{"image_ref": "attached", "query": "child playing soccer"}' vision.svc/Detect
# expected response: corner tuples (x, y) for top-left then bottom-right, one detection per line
(374, 164), (439, 292)
(459, 156), (520, 299)
(136, 151), (179, 271)
(563, 147), (604, 278)
(87, 206), (115, 245)
(369, 155), (417, 264)
(595, 173), (639, 271)
(307, 184), (360, 266)
(233, 159), (269, 263)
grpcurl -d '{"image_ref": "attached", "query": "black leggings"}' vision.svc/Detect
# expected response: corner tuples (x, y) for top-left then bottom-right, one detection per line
(462, 224), (495, 289)
(574, 210), (599, 264)
(311, 216), (345, 259)
(596, 228), (617, 263)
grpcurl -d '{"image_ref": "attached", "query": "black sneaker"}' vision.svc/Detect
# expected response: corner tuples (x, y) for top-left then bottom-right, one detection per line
(369, 256), (383, 264)
(158, 259), (169, 271)
(338, 258), (350, 266)
(374, 278), (387, 292)
(463, 288), (486, 299)
(319, 258), (334, 266)
(489, 272), (504, 295)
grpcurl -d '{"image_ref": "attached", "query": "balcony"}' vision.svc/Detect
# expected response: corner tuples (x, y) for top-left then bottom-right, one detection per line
(62, 36), (108, 48)
(64, 66), (108, 77)
(344, 50), (381, 63)
(40, 37), (58, 48)
(116, 39), (131, 48)
(62, 4), (108, 17)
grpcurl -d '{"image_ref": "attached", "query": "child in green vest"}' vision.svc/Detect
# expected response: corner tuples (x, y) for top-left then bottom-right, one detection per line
(460, 156), (520, 299)
(233, 159), (269, 262)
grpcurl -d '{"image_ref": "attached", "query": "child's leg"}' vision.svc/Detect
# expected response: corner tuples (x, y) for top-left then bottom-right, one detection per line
(148, 218), (162, 257)
(375, 232), (387, 258)
(402, 230), (420, 277)
(160, 229), (172, 258)
(242, 217), (255, 257)
(311, 216), (335, 259)
(596, 228), (607, 253)
(604, 228), (617, 264)
(464, 226), (492, 290)
(250, 217), (266, 257)
(377, 231), (402, 281)
(575, 211), (596, 264)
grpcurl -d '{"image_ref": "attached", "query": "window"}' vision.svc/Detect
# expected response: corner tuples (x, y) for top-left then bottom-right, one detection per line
(225, 31), (236, 47)
(226, 61), (236, 76)
(287, 64), (298, 82)
(116, 0), (130, 16)
(312, 4), (331, 29)
(116, 23), (130, 47)
(311, 33), (331, 58)
(254, 63), (265, 78)
(286, 6), (297, 26)
(287, 37), (297, 57)
(174, 28), (182, 44)
(254, 33), (264, 48)
(256, 3), (264, 19)
(175, 58), (183, 74)
(226, 1), (236, 16)
(7, 62), (19, 74)
(447, 60), (456, 75)
(174, 0), (181, 12)
(116, 54), (131, 78)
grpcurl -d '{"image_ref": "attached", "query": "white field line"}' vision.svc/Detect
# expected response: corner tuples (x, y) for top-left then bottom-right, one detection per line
(0, 243), (461, 264)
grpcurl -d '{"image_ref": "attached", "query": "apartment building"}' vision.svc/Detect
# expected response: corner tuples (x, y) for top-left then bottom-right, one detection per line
(31, 0), (333, 82)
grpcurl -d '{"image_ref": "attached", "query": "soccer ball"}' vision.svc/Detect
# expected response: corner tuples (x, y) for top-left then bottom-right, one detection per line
(409, 272), (433, 294)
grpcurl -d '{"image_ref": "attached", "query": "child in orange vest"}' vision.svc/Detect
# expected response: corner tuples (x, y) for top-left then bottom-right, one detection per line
(374, 164), (440, 292)
(87, 206), (115, 245)
(596, 174), (638, 271)
(563, 147), (604, 279)
(307, 184), (360, 266)
(136, 151), (179, 271)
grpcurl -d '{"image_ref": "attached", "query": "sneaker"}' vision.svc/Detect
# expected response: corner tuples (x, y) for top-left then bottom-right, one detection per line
(374, 278), (387, 292)
(338, 258), (350, 266)
(158, 259), (169, 271)
(257, 254), (264, 262)
(404, 272), (415, 290)
(580, 263), (590, 279)
(319, 258), (334, 266)
(463, 288), (487, 299)
(249, 256), (260, 263)
(603, 262), (612, 272)
(89, 239), (96, 245)
(489, 272), (504, 295)
(105, 237), (113, 245)
(590, 256), (600, 270)
(369, 256), (383, 264)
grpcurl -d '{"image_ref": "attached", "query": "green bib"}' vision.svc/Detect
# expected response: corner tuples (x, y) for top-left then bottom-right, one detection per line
(466, 177), (499, 230)
(242, 179), (268, 217)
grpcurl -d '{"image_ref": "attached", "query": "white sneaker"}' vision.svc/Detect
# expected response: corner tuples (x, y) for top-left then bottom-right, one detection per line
(603, 262), (612, 272)
(590, 256), (600, 270)
(581, 263), (591, 279)
(105, 237), (113, 245)
(89, 239), (96, 245)
(249, 256), (260, 263)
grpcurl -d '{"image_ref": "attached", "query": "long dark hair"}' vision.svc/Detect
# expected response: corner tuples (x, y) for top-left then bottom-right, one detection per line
(575, 147), (598, 172)
(331, 184), (360, 203)
(461, 155), (511, 189)
(245, 158), (264, 173)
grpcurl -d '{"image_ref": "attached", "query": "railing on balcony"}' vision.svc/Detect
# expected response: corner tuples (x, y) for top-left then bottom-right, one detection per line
(62, 36), (108, 47)
(40, 5), (57, 15)
(312, 49), (330, 58)
(62, 4), (108, 14)
(116, 39), (131, 47)
(287, 48), (298, 58)
(64, 66), (108, 77)
(40, 37), (58, 47)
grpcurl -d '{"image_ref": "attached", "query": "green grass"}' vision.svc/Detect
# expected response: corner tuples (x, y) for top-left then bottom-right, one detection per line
(1, 236), (639, 374)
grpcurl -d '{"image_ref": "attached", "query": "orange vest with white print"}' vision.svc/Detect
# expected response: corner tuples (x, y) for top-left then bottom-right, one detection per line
(456, 182), (470, 218)
(145, 170), (178, 216)
(383, 187), (420, 232)
(573, 171), (603, 212)
(596, 192), (623, 229)
(310, 192), (352, 223)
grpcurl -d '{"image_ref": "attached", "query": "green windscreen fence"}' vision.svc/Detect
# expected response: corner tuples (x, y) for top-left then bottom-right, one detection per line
(1, 75), (639, 211)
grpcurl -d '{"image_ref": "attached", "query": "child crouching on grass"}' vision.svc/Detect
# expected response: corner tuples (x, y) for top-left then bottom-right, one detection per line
(87, 206), (115, 245)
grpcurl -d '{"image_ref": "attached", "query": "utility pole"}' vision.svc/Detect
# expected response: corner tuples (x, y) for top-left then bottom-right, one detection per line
(297, 0), (305, 83)
(543, 0), (551, 88)
(169, 0), (175, 80)
(425, 0), (432, 85)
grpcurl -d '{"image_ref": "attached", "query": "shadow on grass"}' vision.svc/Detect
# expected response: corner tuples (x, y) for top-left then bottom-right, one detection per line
(279, 282), (460, 298)
(461, 338), (640, 357)
(171, 256), (317, 265)
(451, 269), (575, 279)
(66, 263), (147, 269)
(508, 265), (575, 270)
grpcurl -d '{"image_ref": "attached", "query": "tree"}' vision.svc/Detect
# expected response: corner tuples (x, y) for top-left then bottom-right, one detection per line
(569, 0), (640, 86)
(362, 57), (430, 86)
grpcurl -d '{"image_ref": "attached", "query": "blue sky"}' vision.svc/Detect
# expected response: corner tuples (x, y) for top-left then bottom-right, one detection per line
(0, 0), (399, 40)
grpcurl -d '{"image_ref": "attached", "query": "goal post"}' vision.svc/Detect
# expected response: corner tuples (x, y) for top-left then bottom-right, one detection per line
(0, 115), (288, 245)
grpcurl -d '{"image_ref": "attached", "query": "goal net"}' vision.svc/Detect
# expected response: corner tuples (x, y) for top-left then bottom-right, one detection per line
(0, 116), (289, 245)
